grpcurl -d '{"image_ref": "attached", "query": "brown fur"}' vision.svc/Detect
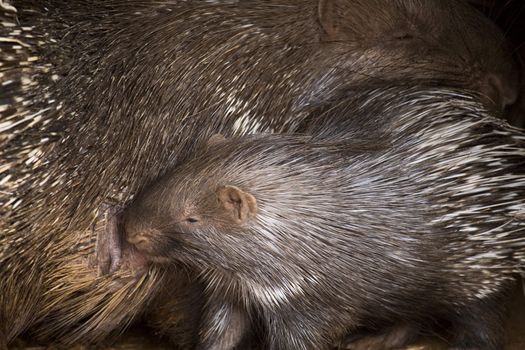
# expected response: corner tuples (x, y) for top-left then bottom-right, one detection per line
(1, 0), (521, 347)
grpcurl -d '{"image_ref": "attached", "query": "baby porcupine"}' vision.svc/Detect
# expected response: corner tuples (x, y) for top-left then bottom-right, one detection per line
(111, 85), (525, 350)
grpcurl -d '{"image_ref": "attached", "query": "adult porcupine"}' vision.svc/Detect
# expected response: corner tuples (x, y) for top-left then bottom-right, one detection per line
(115, 85), (525, 350)
(0, 0), (520, 347)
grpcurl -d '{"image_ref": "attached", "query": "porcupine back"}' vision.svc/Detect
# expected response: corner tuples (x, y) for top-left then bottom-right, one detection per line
(307, 85), (525, 296)
(0, 1), (167, 344)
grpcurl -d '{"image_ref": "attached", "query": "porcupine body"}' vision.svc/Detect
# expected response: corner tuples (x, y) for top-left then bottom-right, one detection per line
(120, 85), (525, 350)
(0, 0), (520, 347)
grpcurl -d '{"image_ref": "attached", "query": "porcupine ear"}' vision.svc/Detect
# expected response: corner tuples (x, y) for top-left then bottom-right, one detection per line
(318, 0), (339, 38)
(482, 73), (518, 109)
(216, 185), (257, 224)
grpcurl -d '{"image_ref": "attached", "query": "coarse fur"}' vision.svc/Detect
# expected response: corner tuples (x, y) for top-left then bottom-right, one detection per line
(122, 86), (525, 350)
(0, 0), (521, 346)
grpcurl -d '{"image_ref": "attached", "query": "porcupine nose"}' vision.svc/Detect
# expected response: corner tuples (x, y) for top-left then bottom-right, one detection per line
(126, 231), (150, 251)
(123, 216), (158, 254)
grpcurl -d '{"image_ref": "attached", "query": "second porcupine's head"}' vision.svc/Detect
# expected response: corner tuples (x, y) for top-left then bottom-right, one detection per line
(121, 134), (337, 275)
(122, 135), (263, 267)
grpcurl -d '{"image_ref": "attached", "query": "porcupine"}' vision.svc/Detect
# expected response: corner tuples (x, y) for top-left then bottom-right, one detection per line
(0, 0), (520, 347)
(111, 85), (525, 350)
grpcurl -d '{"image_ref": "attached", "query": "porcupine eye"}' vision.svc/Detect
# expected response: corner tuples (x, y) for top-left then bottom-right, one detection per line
(186, 217), (199, 224)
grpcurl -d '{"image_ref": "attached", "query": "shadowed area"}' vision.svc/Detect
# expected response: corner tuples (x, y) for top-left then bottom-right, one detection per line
(11, 285), (525, 349)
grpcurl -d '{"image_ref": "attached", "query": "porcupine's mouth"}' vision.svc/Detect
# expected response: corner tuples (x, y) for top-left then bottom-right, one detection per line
(118, 239), (152, 274)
